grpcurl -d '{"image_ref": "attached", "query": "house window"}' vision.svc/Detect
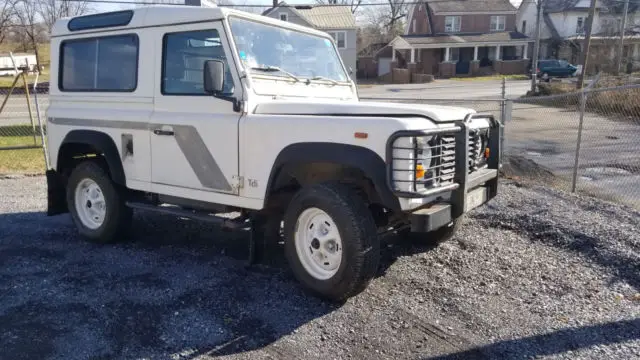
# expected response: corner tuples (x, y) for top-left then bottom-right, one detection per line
(328, 31), (346, 49)
(576, 17), (584, 34)
(279, 13), (288, 21)
(490, 16), (506, 31)
(522, 20), (526, 33)
(60, 34), (138, 92)
(445, 16), (461, 32)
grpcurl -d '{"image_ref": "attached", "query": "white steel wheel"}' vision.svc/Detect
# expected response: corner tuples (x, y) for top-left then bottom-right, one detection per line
(74, 178), (107, 230)
(294, 207), (343, 280)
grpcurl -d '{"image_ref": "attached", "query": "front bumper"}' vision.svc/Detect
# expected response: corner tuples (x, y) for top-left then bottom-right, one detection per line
(387, 113), (502, 232)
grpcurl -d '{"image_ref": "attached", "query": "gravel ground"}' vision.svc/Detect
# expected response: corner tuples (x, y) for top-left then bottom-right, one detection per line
(0, 175), (638, 360)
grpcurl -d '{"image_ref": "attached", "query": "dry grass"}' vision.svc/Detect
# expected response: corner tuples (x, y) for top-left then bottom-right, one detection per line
(523, 79), (640, 123)
(0, 125), (46, 174)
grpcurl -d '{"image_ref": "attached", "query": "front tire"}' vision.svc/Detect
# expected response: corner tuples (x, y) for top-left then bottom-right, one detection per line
(283, 182), (380, 302)
(66, 161), (132, 244)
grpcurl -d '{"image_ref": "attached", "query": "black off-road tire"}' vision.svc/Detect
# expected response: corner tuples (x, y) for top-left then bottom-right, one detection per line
(283, 182), (380, 302)
(66, 160), (132, 244)
(400, 215), (464, 246)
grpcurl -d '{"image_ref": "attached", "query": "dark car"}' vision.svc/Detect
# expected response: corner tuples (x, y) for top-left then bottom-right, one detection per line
(527, 59), (578, 81)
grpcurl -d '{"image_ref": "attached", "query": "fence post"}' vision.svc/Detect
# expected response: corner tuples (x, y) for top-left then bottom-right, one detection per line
(502, 99), (512, 162)
(32, 73), (50, 170)
(571, 89), (587, 192)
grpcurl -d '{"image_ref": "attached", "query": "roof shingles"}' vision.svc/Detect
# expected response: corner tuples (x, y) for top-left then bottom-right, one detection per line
(428, 0), (516, 13)
(401, 31), (529, 45)
(263, 2), (356, 30)
(296, 6), (356, 29)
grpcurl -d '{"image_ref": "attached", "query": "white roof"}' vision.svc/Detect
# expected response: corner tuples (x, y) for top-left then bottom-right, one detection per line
(51, 5), (331, 38)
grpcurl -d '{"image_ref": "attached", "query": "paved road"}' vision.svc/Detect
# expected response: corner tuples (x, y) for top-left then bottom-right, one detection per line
(358, 79), (532, 100)
(505, 101), (640, 209)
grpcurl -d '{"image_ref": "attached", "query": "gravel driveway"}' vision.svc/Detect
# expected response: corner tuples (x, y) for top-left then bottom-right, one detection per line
(0, 175), (638, 360)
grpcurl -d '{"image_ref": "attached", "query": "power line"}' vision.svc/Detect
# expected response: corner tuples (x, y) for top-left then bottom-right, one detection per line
(60, 0), (541, 7)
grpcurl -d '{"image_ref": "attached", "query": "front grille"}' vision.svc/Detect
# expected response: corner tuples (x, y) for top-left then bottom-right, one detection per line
(468, 129), (489, 174)
(435, 135), (456, 185)
(390, 132), (459, 193)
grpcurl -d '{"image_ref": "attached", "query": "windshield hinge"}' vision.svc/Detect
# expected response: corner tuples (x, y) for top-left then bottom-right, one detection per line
(231, 175), (244, 192)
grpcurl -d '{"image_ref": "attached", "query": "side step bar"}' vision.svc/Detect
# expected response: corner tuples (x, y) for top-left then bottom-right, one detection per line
(125, 201), (267, 266)
(125, 201), (247, 230)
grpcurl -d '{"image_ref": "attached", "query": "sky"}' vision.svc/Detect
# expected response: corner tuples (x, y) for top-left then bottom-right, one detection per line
(92, 0), (525, 15)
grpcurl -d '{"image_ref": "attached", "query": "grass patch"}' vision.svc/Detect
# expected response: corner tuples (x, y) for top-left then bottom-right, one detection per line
(0, 42), (51, 88)
(451, 74), (529, 81)
(0, 125), (46, 174)
(0, 71), (50, 88)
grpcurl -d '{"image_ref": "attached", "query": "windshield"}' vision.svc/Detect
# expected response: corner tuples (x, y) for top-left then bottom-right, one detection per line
(228, 17), (349, 83)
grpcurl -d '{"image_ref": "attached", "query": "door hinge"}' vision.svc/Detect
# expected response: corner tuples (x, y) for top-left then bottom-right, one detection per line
(231, 175), (244, 191)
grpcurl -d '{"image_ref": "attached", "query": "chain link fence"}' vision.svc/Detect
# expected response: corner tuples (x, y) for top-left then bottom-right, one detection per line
(507, 84), (640, 210)
(0, 77), (48, 175)
(362, 79), (640, 210)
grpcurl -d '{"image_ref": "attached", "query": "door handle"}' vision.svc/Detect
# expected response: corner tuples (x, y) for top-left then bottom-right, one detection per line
(153, 128), (174, 136)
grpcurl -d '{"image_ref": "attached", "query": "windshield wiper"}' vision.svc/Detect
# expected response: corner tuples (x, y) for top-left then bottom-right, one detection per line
(308, 76), (339, 85)
(250, 66), (300, 82)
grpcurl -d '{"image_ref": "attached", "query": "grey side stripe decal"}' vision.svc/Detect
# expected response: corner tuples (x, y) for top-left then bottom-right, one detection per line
(171, 125), (233, 191)
(49, 117), (149, 130)
(49, 117), (233, 192)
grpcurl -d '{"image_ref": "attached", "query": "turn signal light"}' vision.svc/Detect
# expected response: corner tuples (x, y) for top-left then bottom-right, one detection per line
(354, 132), (368, 139)
(415, 164), (425, 179)
(484, 148), (490, 159)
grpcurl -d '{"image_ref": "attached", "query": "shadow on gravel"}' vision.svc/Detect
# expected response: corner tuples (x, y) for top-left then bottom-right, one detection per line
(472, 212), (640, 290)
(423, 318), (640, 360)
(0, 211), (339, 360)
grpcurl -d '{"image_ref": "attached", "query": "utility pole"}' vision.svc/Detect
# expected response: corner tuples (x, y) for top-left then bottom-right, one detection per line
(530, 0), (543, 93)
(576, 0), (598, 90)
(616, 0), (630, 74)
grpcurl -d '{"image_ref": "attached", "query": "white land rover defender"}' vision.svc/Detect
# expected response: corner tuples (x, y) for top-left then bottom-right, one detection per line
(45, 6), (501, 301)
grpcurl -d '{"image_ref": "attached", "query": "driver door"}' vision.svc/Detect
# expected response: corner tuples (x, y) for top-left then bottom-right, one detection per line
(150, 22), (243, 197)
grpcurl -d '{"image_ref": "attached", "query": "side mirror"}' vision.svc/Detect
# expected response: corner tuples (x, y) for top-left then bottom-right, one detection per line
(204, 59), (224, 94)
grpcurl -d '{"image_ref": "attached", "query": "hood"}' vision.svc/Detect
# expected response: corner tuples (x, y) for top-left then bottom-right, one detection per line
(253, 99), (476, 123)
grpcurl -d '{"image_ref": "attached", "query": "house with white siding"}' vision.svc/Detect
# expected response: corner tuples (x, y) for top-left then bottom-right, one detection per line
(517, 0), (640, 71)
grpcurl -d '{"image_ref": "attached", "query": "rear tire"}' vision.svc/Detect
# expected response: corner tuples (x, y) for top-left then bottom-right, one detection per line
(283, 182), (380, 302)
(66, 160), (132, 244)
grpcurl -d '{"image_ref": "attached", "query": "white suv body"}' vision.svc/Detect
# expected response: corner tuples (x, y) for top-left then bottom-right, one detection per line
(45, 6), (501, 301)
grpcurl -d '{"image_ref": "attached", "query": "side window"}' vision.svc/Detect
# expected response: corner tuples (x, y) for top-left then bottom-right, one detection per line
(60, 34), (138, 91)
(162, 29), (235, 96)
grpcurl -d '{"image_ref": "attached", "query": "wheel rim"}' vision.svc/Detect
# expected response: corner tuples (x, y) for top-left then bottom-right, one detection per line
(74, 178), (106, 230)
(294, 207), (343, 280)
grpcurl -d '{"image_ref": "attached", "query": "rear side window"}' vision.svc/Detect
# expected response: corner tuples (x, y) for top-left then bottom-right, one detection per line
(68, 11), (133, 31)
(59, 34), (139, 92)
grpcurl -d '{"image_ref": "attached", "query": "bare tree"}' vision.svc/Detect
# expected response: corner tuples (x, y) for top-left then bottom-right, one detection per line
(38, 0), (91, 31)
(14, 0), (46, 72)
(316, 0), (363, 14)
(0, 0), (17, 44)
(217, 0), (267, 14)
(361, 0), (407, 39)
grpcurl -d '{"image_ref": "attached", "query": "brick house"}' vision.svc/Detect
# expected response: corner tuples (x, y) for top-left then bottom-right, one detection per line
(385, 0), (533, 79)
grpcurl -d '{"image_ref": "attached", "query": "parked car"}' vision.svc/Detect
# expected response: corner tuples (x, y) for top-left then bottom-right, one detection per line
(527, 59), (578, 81)
(45, 7), (502, 302)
